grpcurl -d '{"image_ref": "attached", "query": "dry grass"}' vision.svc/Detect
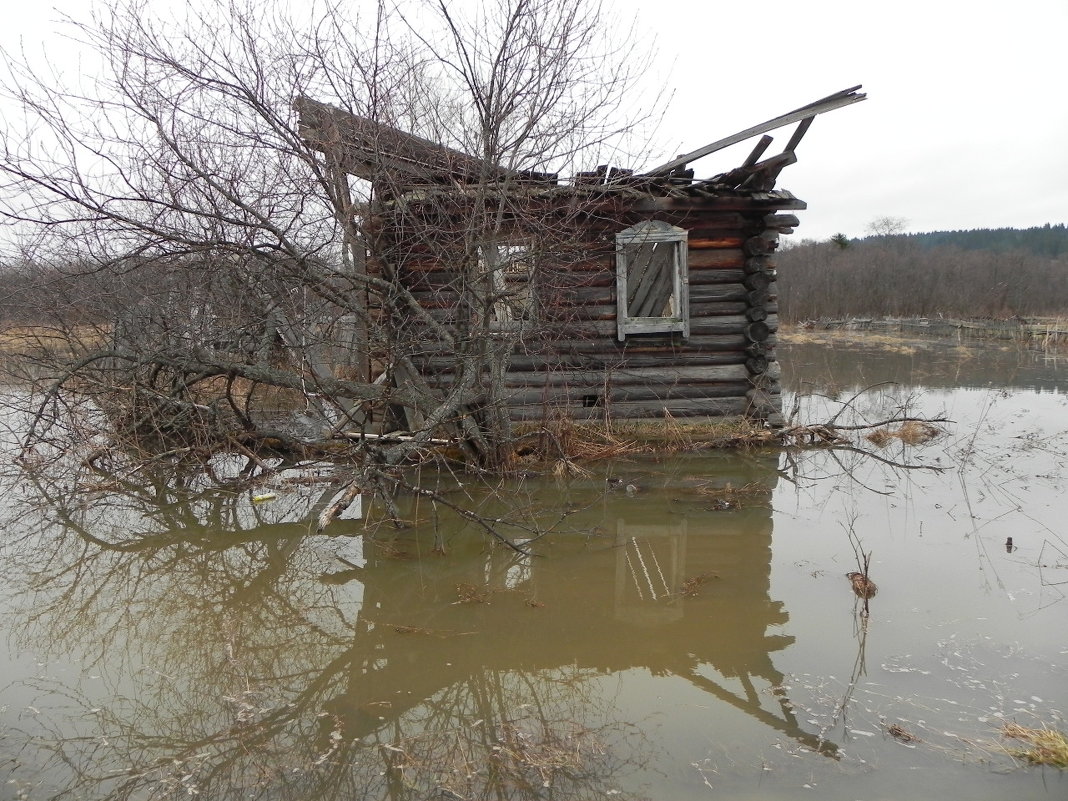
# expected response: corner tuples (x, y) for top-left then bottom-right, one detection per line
(1001, 722), (1068, 767)
(679, 573), (718, 597)
(513, 414), (778, 474)
(865, 420), (943, 447)
(781, 318), (1068, 352)
(694, 481), (771, 509)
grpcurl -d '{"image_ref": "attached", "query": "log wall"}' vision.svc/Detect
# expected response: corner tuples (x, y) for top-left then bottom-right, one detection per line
(383, 193), (800, 426)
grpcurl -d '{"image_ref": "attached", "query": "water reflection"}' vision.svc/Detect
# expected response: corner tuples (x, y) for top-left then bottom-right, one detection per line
(781, 333), (1068, 394)
(1, 453), (837, 800)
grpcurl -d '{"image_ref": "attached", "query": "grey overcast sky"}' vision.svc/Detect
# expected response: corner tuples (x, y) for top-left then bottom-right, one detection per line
(3, 0), (1066, 242)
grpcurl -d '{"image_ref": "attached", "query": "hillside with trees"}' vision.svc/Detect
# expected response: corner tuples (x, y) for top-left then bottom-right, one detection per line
(883, 223), (1068, 258)
(776, 224), (1068, 322)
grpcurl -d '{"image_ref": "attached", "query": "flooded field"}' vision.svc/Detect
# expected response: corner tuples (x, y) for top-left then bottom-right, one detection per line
(1, 332), (1067, 800)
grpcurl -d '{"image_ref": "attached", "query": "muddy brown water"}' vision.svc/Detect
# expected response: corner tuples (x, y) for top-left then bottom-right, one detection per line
(1, 333), (1066, 800)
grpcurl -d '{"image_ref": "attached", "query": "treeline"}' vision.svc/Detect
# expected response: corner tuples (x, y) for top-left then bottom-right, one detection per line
(875, 223), (1068, 258)
(775, 236), (1068, 322)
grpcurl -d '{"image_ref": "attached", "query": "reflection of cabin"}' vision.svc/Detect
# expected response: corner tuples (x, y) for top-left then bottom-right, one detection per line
(296, 87), (864, 426)
(319, 455), (837, 757)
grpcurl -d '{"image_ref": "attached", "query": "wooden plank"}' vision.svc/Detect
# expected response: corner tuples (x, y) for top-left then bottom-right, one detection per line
(742, 135), (774, 167)
(635, 257), (675, 317)
(642, 86), (865, 175)
(632, 195), (808, 213)
(784, 116), (814, 152)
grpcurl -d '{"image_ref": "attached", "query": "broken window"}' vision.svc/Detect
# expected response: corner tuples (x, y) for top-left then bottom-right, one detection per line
(615, 220), (688, 341)
(482, 242), (536, 329)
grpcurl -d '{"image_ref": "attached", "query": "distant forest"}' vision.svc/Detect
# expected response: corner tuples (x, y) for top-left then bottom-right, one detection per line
(776, 224), (1068, 322)
(872, 223), (1068, 259)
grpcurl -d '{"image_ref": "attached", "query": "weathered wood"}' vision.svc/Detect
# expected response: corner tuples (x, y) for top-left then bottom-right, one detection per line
(784, 116), (814, 153)
(745, 388), (778, 419)
(688, 248), (744, 269)
(643, 86), (865, 175)
(689, 236), (745, 249)
(690, 301), (748, 317)
(764, 213), (800, 229)
(742, 135), (774, 168)
(507, 397), (750, 422)
(744, 272), (772, 292)
(744, 257), (771, 274)
(743, 236), (775, 256)
(632, 195), (807, 213)
(480, 351), (749, 372)
(500, 364), (752, 387)
(744, 321), (771, 342)
(746, 288), (771, 306)
(690, 284), (747, 303)
(685, 219), (747, 238)
(501, 381), (753, 406)
(745, 356), (769, 374)
(688, 268), (746, 286)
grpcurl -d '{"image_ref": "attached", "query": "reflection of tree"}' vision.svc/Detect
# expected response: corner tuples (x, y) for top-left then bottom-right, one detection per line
(3, 453), (833, 800)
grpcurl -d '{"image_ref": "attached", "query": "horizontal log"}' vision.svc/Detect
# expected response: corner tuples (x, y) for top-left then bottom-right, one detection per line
(501, 381), (753, 406)
(689, 283), (744, 301)
(688, 248), (744, 269)
(537, 315), (777, 339)
(523, 332), (748, 354)
(416, 350), (747, 373)
(687, 315), (749, 335)
(632, 196), (807, 214)
(746, 288), (771, 306)
(688, 236), (745, 249)
(764, 213), (800, 229)
(497, 364), (750, 387)
(691, 301), (748, 317)
(688, 268), (746, 285)
(676, 216), (747, 235)
(507, 397), (751, 422)
(621, 333), (748, 351)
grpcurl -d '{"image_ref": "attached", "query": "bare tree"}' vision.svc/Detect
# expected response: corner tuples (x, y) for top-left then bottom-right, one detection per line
(0, 0), (655, 532)
(864, 215), (909, 237)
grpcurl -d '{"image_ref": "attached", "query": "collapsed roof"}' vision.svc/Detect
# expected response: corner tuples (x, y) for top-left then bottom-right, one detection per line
(295, 85), (865, 195)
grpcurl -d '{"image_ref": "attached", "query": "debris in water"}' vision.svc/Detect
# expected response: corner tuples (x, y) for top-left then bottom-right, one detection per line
(846, 571), (878, 599)
(1001, 722), (1068, 768)
(886, 723), (919, 743)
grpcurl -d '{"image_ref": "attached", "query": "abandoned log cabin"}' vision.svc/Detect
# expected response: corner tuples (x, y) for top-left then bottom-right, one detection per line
(296, 87), (865, 430)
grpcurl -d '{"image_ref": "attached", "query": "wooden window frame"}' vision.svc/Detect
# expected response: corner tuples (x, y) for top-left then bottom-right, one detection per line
(615, 220), (689, 341)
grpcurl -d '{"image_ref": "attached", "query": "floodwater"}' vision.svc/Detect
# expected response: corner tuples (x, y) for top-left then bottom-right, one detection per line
(1, 332), (1067, 800)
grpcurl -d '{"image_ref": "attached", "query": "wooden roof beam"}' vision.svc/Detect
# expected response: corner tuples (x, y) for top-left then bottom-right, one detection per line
(642, 85), (865, 177)
(294, 96), (563, 185)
